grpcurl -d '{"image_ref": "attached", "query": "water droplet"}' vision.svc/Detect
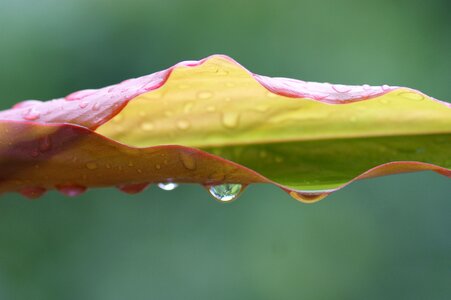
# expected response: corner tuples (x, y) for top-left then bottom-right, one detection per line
(183, 102), (194, 113)
(158, 182), (178, 191)
(381, 84), (390, 91)
(23, 108), (40, 121)
(177, 120), (190, 130)
(30, 149), (39, 158)
(179, 152), (196, 170)
(117, 182), (149, 194)
(13, 100), (42, 109)
(209, 183), (242, 202)
(92, 102), (100, 111)
(56, 184), (87, 197)
(332, 84), (351, 93)
(86, 162), (98, 170)
(198, 91), (213, 99)
(79, 101), (89, 109)
(216, 68), (229, 76)
(362, 84), (371, 90)
(39, 136), (52, 152)
(289, 191), (328, 203)
(255, 105), (269, 112)
(221, 112), (240, 129)
(206, 105), (216, 112)
(399, 91), (424, 101)
(20, 187), (46, 199)
(141, 122), (154, 131)
(65, 89), (96, 101)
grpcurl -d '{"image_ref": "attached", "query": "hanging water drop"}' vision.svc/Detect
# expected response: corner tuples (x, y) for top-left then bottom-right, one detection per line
(56, 184), (87, 197)
(209, 183), (242, 202)
(158, 182), (178, 191)
(289, 191), (328, 203)
(20, 187), (47, 199)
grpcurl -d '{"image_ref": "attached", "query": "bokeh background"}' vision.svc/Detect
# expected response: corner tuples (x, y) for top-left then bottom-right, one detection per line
(0, 0), (450, 299)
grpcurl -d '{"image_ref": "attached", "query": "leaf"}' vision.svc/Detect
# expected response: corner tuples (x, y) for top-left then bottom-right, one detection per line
(0, 55), (449, 202)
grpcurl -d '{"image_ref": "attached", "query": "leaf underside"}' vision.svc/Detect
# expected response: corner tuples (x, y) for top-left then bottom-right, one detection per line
(0, 55), (449, 202)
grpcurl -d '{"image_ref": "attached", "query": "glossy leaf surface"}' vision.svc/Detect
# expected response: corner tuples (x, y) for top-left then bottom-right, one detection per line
(0, 55), (449, 201)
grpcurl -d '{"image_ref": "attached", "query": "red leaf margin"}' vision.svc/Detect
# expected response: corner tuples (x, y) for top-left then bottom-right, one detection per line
(0, 55), (449, 202)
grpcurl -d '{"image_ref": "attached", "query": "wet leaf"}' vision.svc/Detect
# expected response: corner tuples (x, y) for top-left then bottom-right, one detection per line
(0, 55), (449, 202)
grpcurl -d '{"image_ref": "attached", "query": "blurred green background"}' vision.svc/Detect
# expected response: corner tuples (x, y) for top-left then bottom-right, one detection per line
(0, 0), (450, 299)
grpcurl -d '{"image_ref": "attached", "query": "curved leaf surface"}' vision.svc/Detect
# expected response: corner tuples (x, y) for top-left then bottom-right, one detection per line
(0, 55), (449, 202)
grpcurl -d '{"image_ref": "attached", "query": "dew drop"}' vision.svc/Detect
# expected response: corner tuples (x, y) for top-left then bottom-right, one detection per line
(332, 84), (351, 93)
(399, 91), (424, 101)
(65, 89), (96, 101)
(198, 91), (213, 99)
(362, 84), (371, 90)
(20, 187), (46, 200)
(39, 136), (52, 152)
(158, 182), (178, 191)
(275, 156), (284, 163)
(79, 101), (89, 109)
(183, 102), (194, 113)
(221, 112), (240, 129)
(92, 102), (100, 111)
(289, 191), (328, 203)
(255, 105), (269, 112)
(13, 100), (42, 109)
(86, 162), (98, 170)
(117, 182), (149, 194)
(206, 105), (216, 112)
(179, 152), (196, 170)
(23, 108), (40, 121)
(30, 149), (39, 158)
(381, 84), (390, 91)
(209, 183), (242, 202)
(56, 184), (87, 197)
(141, 122), (154, 131)
(177, 120), (190, 130)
